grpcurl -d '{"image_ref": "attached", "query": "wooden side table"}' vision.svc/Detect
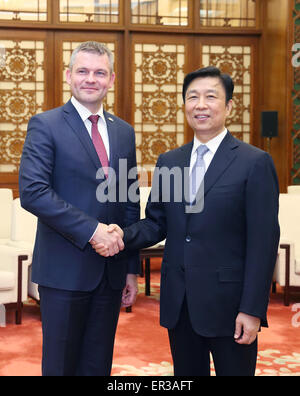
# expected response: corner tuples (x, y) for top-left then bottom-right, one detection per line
(125, 245), (164, 313)
(140, 245), (164, 296)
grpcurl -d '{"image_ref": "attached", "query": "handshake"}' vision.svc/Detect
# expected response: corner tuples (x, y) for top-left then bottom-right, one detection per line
(90, 223), (124, 257)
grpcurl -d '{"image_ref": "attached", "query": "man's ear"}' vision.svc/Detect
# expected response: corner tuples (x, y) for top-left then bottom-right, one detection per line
(226, 99), (233, 116)
(66, 68), (71, 85)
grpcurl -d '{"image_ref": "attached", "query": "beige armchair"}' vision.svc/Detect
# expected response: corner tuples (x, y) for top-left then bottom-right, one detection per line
(0, 189), (13, 245)
(274, 194), (300, 305)
(287, 185), (300, 194)
(0, 245), (29, 324)
(140, 186), (151, 219)
(6, 198), (38, 301)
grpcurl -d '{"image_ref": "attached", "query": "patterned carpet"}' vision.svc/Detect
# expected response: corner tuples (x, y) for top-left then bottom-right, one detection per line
(0, 269), (299, 376)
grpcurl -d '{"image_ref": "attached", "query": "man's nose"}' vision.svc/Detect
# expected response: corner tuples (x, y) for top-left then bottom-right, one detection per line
(195, 96), (208, 109)
(87, 72), (96, 82)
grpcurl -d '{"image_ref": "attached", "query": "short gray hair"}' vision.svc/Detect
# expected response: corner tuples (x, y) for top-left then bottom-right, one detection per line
(69, 41), (114, 74)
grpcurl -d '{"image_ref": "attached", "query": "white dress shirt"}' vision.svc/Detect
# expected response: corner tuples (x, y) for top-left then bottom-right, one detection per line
(70, 97), (111, 241)
(189, 129), (228, 175)
(71, 96), (110, 160)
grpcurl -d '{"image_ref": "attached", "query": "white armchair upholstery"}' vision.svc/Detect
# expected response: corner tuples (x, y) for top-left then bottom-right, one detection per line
(140, 186), (151, 219)
(6, 199), (38, 301)
(274, 194), (300, 305)
(287, 185), (300, 194)
(0, 245), (30, 324)
(0, 189), (13, 245)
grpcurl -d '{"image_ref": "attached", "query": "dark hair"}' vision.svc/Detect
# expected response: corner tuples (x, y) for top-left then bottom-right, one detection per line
(182, 66), (234, 104)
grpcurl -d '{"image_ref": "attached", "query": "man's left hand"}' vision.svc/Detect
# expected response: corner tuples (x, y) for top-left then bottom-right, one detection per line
(234, 312), (261, 345)
(121, 274), (138, 308)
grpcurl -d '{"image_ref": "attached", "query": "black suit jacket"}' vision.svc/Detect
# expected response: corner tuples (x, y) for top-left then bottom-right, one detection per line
(124, 132), (280, 337)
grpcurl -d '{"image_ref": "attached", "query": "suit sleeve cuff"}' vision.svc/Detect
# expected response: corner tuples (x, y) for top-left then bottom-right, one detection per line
(89, 223), (100, 242)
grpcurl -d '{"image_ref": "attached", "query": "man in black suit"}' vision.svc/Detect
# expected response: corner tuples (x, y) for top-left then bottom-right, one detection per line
(19, 42), (140, 376)
(92, 67), (280, 376)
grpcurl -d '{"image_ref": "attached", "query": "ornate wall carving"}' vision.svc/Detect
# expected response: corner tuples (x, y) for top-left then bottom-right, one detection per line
(133, 41), (253, 169)
(0, 40), (45, 172)
(292, 0), (300, 184)
(133, 43), (185, 169)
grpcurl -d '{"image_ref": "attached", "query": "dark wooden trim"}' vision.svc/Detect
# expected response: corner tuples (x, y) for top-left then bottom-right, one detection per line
(280, 243), (300, 306)
(5, 255), (28, 325)
(140, 247), (164, 297)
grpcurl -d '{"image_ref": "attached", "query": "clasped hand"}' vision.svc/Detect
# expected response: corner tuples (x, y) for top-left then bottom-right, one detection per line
(90, 223), (124, 257)
(90, 224), (137, 308)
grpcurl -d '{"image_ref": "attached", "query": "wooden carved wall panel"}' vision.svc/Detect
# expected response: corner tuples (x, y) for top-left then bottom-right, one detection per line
(134, 42), (186, 169)
(199, 0), (256, 27)
(131, 0), (189, 26)
(292, 0), (300, 184)
(59, 0), (120, 23)
(0, 0), (47, 22)
(202, 44), (252, 143)
(0, 39), (45, 173)
(62, 40), (116, 114)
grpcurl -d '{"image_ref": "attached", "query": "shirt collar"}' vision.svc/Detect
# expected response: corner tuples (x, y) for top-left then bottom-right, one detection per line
(192, 128), (228, 156)
(71, 96), (106, 124)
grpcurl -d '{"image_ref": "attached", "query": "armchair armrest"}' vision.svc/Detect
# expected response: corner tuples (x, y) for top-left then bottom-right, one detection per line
(0, 245), (30, 307)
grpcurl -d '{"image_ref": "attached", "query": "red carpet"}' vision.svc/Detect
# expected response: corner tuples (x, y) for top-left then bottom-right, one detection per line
(0, 268), (299, 376)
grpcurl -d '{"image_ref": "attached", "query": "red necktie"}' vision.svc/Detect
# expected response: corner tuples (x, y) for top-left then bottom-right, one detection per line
(88, 115), (109, 178)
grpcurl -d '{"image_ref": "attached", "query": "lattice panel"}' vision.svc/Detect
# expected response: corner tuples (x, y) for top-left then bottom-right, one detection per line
(202, 45), (252, 143)
(62, 41), (116, 114)
(292, 0), (300, 184)
(131, 0), (188, 26)
(0, 0), (47, 21)
(59, 0), (119, 23)
(134, 43), (186, 169)
(199, 0), (256, 27)
(0, 40), (45, 173)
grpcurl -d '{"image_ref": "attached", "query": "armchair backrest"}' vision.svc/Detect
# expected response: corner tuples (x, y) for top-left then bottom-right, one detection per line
(279, 194), (300, 260)
(0, 189), (13, 239)
(287, 186), (300, 194)
(11, 198), (37, 244)
(140, 186), (151, 219)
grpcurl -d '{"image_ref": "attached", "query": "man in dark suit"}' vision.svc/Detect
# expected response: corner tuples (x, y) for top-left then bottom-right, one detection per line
(19, 42), (140, 376)
(93, 67), (280, 376)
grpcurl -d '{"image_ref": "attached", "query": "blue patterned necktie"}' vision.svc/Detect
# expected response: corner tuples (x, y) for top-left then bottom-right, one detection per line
(189, 145), (209, 204)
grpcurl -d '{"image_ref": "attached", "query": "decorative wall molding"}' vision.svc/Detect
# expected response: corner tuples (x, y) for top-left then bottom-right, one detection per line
(292, 0), (300, 184)
(0, 40), (45, 173)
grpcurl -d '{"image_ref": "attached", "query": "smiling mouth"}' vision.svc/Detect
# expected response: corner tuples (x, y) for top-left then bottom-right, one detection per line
(195, 115), (209, 120)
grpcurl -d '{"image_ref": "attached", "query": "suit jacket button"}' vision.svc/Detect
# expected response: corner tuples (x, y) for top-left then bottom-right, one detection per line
(186, 236), (192, 243)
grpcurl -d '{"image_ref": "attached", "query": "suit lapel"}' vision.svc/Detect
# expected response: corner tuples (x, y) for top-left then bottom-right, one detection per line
(104, 111), (120, 186)
(63, 101), (101, 170)
(178, 141), (194, 171)
(203, 131), (239, 196)
(104, 111), (118, 177)
(177, 142), (194, 208)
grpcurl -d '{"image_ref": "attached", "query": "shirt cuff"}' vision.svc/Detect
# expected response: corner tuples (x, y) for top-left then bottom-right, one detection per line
(89, 223), (99, 242)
